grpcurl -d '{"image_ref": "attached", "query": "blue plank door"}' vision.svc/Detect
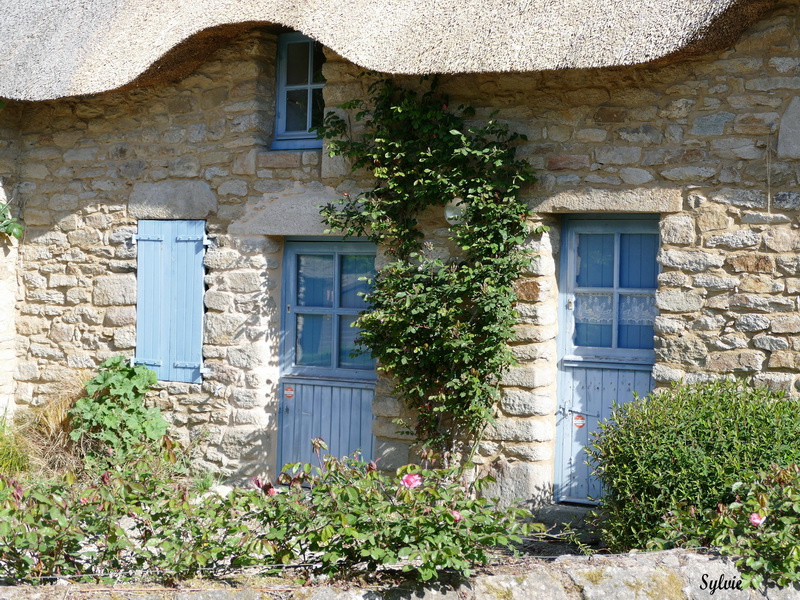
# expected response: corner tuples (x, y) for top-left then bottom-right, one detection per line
(135, 220), (205, 384)
(279, 241), (377, 466)
(555, 217), (658, 503)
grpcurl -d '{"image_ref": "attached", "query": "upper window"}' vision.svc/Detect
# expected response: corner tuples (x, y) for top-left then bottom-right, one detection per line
(273, 33), (326, 150)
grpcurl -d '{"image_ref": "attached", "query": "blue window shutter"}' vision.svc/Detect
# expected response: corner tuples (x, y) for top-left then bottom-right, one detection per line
(136, 220), (205, 383)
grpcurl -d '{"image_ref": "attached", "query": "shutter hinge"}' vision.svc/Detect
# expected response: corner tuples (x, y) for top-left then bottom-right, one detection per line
(203, 235), (211, 247)
(134, 358), (163, 367)
(174, 361), (201, 368)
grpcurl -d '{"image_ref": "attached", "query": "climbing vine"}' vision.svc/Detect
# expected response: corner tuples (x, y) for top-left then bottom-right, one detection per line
(317, 78), (540, 448)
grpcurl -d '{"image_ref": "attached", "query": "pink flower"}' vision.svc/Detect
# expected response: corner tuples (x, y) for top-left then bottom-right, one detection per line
(401, 473), (423, 489)
(749, 513), (767, 527)
(79, 497), (88, 505)
(451, 510), (463, 522)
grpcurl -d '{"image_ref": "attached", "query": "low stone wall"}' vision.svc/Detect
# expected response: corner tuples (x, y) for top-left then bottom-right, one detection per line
(0, 550), (795, 600)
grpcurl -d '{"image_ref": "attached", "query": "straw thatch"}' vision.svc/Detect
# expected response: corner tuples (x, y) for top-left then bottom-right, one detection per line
(0, 0), (782, 101)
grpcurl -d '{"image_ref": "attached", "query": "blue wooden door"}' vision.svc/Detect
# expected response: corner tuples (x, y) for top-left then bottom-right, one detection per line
(556, 217), (658, 503)
(279, 241), (377, 466)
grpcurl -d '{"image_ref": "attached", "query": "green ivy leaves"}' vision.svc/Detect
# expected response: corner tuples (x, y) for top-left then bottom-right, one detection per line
(316, 78), (537, 447)
(0, 201), (23, 240)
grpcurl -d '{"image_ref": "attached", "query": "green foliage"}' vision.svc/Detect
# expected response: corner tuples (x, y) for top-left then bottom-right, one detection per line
(587, 380), (800, 552)
(0, 201), (23, 240)
(0, 417), (27, 474)
(0, 444), (537, 584)
(657, 464), (800, 590)
(316, 78), (539, 446)
(68, 356), (165, 464)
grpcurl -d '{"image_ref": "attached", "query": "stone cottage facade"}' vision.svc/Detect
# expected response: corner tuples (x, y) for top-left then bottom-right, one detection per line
(1, 1), (800, 506)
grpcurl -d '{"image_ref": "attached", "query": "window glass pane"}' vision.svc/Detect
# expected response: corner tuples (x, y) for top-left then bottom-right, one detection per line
(340, 255), (375, 309)
(286, 42), (310, 85)
(311, 88), (324, 129)
(618, 294), (656, 349)
(574, 293), (612, 347)
(296, 314), (332, 366)
(297, 254), (333, 307)
(312, 42), (326, 84)
(285, 89), (309, 132)
(339, 315), (375, 369)
(576, 234), (614, 288)
(620, 233), (658, 289)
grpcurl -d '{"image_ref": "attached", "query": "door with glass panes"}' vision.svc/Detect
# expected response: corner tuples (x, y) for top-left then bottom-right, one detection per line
(555, 216), (658, 503)
(279, 241), (376, 466)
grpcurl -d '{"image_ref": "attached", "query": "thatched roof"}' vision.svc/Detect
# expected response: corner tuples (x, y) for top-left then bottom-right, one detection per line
(0, 0), (781, 101)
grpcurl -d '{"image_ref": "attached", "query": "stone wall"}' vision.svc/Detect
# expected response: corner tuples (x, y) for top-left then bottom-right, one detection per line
(11, 29), (326, 480)
(9, 2), (800, 504)
(0, 105), (21, 415)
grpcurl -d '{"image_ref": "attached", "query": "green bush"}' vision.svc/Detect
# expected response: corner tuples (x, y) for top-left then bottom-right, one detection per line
(68, 356), (166, 464)
(658, 464), (800, 590)
(0, 444), (538, 584)
(587, 380), (800, 552)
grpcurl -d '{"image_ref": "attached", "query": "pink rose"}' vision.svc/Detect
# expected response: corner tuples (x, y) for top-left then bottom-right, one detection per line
(401, 473), (423, 489)
(749, 513), (767, 527)
(79, 497), (88, 504)
(451, 510), (463, 522)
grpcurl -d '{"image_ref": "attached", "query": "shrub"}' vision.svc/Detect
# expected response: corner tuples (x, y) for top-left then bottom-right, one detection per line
(587, 380), (800, 552)
(0, 444), (538, 584)
(68, 356), (166, 464)
(657, 464), (800, 590)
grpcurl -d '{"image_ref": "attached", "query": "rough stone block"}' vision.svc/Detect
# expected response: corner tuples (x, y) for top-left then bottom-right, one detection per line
(501, 388), (554, 417)
(658, 249), (724, 272)
(709, 188), (766, 209)
(735, 314), (771, 332)
(130, 180), (217, 219)
(689, 111), (734, 136)
(778, 96), (800, 158)
(660, 166), (716, 181)
(93, 274), (136, 306)
(595, 146), (641, 165)
(204, 313), (247, 345)
(774, 191), (800, 210)
(546, 154), (589, 170)
(618, 167), (653, 185)
(226, 272), (262, 293)
(707, 350), (766, 372)
(113, 326), (136, 349)
(659, 215), (694, 245)
(103, 306), (136, 326)
(726, 254), (774, 273)
(753, 335), (789, 351)
(501, 364), (555, 389)
(764, 228), (800, 252)
(655, 289), (704, 312)
(771, 315), (800, 333)
(705, 229), (761, 249)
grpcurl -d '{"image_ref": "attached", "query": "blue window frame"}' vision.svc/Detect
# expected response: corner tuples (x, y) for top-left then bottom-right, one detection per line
(273, 32), (326, 150)
(135, 220), (205, 383)
(281, 241), (376, 381)
(560, 216), (659, 365)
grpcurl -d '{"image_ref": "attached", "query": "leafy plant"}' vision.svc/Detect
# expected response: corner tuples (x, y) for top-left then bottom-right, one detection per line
(68, 356), (166, 464)
(316, 78), (539, 447)
(0, 200), (22, 240)
(587, 380), (800, 552)
(657, 464), (800, 590)
(268, 440), (538, 580)
(0, 440), (538, 584)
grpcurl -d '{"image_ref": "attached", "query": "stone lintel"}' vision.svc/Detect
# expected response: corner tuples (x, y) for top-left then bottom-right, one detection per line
(528, 187), (682, 214)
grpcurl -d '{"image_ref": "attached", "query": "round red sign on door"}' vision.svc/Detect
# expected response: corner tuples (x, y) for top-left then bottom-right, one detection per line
(573, 414), (586, 429)
(285, 386), (295, 399)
